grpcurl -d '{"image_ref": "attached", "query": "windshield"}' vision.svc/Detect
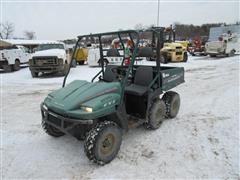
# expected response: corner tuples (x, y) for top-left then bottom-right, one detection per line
(36, 43), (64, 51)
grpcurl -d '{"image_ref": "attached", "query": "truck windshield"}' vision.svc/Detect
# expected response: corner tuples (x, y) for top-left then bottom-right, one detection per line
(36, 44), (64, 51)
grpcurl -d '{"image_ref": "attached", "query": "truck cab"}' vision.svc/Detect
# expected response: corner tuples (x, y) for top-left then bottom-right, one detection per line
(0, 44), (30, 72)
(29, 42), (68, 77)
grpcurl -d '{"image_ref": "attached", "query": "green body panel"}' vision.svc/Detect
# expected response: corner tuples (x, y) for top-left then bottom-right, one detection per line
(44, 80), (121, 119)
(160, 66), (185, 91)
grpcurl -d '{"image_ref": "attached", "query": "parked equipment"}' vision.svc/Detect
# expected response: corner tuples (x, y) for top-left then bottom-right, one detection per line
(188, 36), (207, 56)
(159, 27), (188, 63)
(205, 32), (239, 57)
(29, 42), (69, 77)
(73, 47), (88, 65)
(40, 28), (185, 165)
(0, 41), (30, 72)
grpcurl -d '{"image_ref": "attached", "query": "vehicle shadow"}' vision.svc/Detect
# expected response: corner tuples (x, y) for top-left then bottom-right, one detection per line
(0, 65), (29, 74)
(191, 54), (239, 61)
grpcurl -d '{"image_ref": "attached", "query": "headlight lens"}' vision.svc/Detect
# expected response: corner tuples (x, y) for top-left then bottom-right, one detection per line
(43, 103), (48, 111)
(81, 106), (93, 113)
(29, 59), (33, 65)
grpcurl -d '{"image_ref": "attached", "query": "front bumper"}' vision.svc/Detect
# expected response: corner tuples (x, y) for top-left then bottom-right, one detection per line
(30, 65), (64, 73)
(41, 103), (93, 134)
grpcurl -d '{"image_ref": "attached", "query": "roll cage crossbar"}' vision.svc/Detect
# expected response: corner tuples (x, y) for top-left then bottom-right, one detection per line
(62, 28), (165, 87)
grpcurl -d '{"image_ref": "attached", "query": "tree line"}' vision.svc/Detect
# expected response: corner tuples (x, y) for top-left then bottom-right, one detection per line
(174, 23), (224, 40)
(0, 21), (36, 39)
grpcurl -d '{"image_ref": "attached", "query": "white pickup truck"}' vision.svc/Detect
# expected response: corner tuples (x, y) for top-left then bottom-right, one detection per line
(0, 45), (30, 72)
(205, 33), (240, 57)
(29, 42), (69, 77)
(88, 47), (123, 67)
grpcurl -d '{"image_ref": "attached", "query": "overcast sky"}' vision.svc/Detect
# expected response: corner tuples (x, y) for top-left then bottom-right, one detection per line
(1, 0), (239, 40)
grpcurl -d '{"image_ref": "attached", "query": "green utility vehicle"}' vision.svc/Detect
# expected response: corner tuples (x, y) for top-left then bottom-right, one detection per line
(41, 28), (185, 165)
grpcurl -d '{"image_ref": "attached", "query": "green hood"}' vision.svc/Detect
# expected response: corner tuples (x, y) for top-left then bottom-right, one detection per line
(44, 80), (121, 116)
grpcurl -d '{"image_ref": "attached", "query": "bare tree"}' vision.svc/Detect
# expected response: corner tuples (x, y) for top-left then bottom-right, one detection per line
(0, 21), (15, 39)
(134, 23), (144, 31)
(24, 31), (36, 39)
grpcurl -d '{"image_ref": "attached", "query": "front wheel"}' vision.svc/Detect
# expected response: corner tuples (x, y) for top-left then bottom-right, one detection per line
(3, 65), (13, 72)
(160, 55), (168, 64)
(31, 71), (38, 77)
(84, 121), (122, 165)
(183, 52), (188, 62)
(210, 54), (216, 57)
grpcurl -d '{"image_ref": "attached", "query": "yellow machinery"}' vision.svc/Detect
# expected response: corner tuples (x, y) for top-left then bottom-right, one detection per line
(175, 40), (190, 49)
(74, 48), (88, 65)
(159, 27), (188, 63)
(160, 42), (188, 63)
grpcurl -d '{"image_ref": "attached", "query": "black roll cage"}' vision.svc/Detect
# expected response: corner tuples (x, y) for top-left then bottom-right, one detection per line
(62, 28), (166, 88)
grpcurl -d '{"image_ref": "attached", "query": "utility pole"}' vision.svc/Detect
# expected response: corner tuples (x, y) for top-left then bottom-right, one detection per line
(157, 0), (160, 27)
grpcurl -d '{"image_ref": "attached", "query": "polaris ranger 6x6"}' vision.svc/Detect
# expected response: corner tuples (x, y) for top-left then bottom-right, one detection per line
(41, 28), (185, 165)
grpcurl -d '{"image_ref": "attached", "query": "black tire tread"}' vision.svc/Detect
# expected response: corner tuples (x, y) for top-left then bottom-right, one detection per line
(162, 91), (180, 118)
(146, 99), (166, 130)
(84, 121), (121, 165)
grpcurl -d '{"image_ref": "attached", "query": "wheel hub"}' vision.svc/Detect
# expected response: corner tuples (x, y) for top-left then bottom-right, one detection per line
(100, 133), (115, 155)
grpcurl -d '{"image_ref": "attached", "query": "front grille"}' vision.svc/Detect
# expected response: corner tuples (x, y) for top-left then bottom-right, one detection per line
(47, 113), (74, 129)
(48, 114), (62, 126)
(176, 52), (182, 55)
(33, 56), (58, 65)
(176, 46), (182, 49)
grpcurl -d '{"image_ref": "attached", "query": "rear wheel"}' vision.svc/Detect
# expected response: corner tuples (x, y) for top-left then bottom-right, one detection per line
(183, 52), (188, 62)
(228, 50), (235, 57)
(42, 120), (65, 137)
(98, 59), (108, 67)
(162, 91), (180, 118)
(84, 121), (122, 165)
(146, 99), (166, 130)
(13, 60), (20, 71)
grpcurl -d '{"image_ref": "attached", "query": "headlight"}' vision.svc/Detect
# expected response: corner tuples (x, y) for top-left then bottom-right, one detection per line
(43, 103), (48, 111)
(81, 106), (93, 113)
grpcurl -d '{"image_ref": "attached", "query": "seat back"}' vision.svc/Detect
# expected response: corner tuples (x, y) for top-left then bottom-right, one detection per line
(107, 48), (121, 57)
(103, 65), (117, 82)
(134, 66), (153, 86)
(137, 47), (154, 57)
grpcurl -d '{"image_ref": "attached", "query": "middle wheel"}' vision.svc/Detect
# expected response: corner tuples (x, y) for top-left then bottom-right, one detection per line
(146, 99), (166, 130)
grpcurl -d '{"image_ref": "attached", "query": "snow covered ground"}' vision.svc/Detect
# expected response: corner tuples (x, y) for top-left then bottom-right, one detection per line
(1, 55), (239, 179)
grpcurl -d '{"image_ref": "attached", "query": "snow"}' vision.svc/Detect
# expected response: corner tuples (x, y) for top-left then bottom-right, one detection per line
(1, 55), (239, 179)
(0, 39), (62, 46)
